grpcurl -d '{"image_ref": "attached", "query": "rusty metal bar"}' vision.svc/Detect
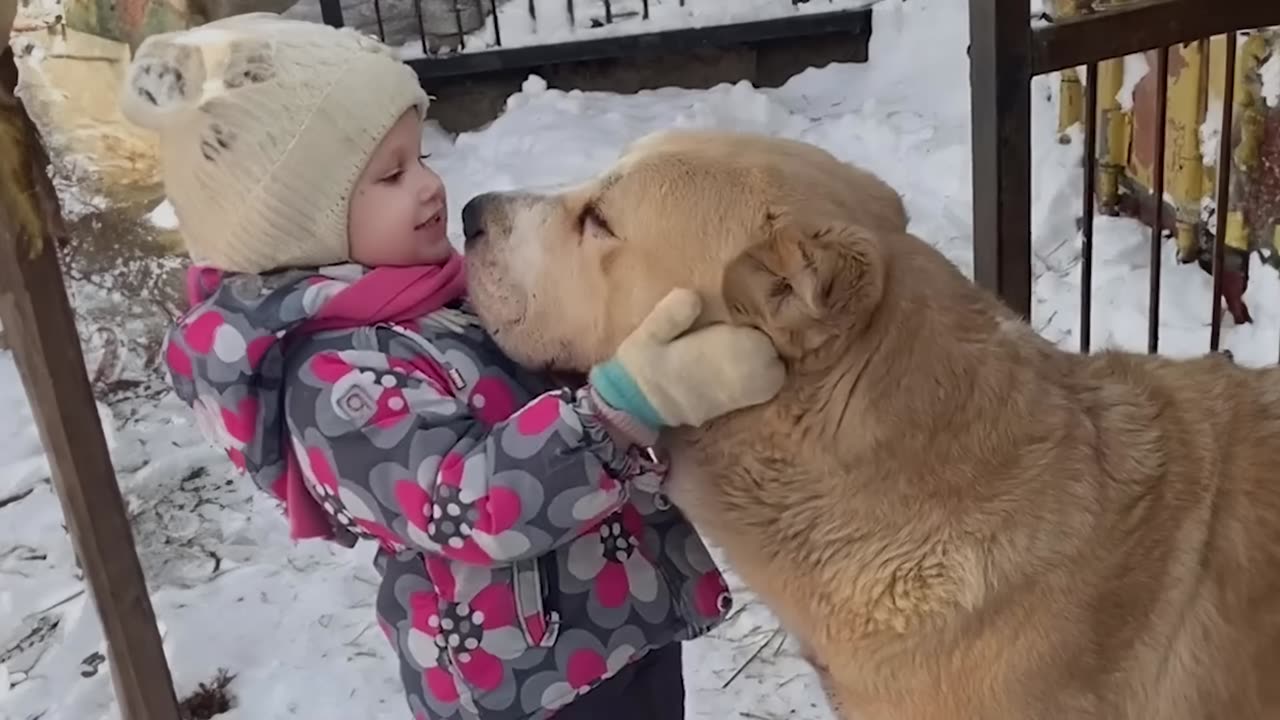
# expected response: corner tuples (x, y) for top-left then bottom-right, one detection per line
(1030, 0), (1280, 75)
(969, 0), (1034, 318)
(1080, 61), (1098, 353)
(1209, 32), (1237, 352)
(1148, 45), (1169, 354)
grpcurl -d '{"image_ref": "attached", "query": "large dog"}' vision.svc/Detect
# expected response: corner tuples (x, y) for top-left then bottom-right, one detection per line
(461, 129), (1280, 719)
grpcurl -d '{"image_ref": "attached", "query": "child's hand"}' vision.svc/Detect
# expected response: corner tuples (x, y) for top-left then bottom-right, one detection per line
(589, 289), (786, 430)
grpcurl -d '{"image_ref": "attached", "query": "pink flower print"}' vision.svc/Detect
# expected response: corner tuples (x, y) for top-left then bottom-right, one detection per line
(181, 310), (224, 355)
(388, 356), (451, 397)
(693, 571), (732, 619)
(416, 562), (525, 697)
(567, 504), (659, 609)
(367, 384), (410, 429)
(190, 394), (251, 469)
(666, 524), (734, 622)
(309, 351), (356, 384)
(164, 337), (192, 380)
(516, 394), (566, 436)
(180, 309), (252, 366)
(244, 335), (275, 370)
(534, 633), (639, 711)
(441, 583), (527, 692)
(409, 452), (531, 564)
(405, 590), (462, 705)
(467, 376), (516, 426)
(292, 440), (400, 549)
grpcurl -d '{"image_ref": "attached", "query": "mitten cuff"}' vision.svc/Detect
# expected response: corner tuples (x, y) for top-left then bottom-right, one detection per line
(588, 386), (661, 449)
(588, 359), (665, 431)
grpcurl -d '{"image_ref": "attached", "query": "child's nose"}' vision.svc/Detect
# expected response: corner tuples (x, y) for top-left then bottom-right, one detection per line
(419, 173), (443, 201)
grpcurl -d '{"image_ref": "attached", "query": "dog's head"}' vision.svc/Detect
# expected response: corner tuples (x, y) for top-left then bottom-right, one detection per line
(462, 129), (909, 371)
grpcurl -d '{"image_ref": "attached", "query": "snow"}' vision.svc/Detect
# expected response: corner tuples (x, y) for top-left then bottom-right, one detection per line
(1116, 52), (1150, 113)
(1263, 49), (1280, 108)
(146, 200), (179, 231)
(7, 0), (1280, 719)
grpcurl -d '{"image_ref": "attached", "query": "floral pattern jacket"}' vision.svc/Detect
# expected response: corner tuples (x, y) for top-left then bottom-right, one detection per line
(162, 265), (732, 719)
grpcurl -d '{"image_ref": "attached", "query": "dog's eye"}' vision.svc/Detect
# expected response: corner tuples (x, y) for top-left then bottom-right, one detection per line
(770, 278), (792, 299)
(580, 204), (613, 237)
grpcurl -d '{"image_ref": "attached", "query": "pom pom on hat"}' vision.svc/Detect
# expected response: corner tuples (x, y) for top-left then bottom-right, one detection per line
(121, 13), (429, 274)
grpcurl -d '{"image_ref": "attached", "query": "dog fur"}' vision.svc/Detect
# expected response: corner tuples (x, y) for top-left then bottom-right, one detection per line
(461, 129), (1280, 719)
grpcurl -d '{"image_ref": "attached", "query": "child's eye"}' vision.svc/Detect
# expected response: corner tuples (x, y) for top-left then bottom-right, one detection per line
(381, 169), (404, 184)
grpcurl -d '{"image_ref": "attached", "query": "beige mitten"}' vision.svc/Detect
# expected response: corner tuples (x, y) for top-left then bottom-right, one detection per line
(588, 288), (786, 429)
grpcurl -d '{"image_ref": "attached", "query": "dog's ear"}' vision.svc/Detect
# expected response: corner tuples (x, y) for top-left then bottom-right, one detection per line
(721, 212), (885, 359)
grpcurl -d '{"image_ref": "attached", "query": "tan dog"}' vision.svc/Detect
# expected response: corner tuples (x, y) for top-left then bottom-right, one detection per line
(461, 128), (1280, 719)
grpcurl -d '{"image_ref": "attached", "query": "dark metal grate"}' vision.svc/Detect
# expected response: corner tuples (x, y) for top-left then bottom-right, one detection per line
(969, 0), (1280, 359)
(317, 0), (845, 57)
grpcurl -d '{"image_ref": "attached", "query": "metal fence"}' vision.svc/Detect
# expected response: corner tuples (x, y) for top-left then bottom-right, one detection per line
(313, 0), (875, 82)
(968, 0), (1280, 357)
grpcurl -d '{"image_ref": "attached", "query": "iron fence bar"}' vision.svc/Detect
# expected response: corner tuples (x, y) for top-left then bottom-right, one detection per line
(373, 0), (386, 40)
(405, 9), (872, 82)
(567, 0), (575, 26)
(1209, 31), (1237, 352)
(491, 0), (502, 46)
(453, 0), (466, 50)
(604, 0), (613, 24)
(318, 0), (345, 27)
(1080, 60), (1098, 353)
(1030, 0), (1280, 76)
(642, 0), (649, 20)
(968, 0), (1034, 319)
(1147, 45), (1168, 354)
(414, 0), (428, 55)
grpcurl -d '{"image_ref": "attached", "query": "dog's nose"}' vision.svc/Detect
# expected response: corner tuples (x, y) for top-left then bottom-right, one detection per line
(462, 193), (492, 246)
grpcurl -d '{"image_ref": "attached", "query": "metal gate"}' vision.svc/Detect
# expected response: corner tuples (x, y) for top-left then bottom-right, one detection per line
(969, 0), (1280, 358)
(311, 0), (876, 84)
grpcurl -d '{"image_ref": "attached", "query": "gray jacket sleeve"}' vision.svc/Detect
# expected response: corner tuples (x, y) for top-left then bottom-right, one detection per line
(283, 333), (639, 566)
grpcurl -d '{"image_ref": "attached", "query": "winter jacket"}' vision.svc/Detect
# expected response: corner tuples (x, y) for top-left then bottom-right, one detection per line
(162, 263), (732, 720)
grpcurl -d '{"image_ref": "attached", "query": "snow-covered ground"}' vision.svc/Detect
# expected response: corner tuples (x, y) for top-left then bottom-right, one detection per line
(4, 0), (1280, 719)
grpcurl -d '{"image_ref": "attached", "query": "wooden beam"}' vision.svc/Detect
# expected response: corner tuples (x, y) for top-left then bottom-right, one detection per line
(0, 45), (181, 720)
(1031, 0), (1280, 76)
(969, 0), (1034, 318)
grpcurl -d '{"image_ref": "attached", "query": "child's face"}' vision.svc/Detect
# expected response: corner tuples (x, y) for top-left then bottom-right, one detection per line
(348, 110), (450, 266)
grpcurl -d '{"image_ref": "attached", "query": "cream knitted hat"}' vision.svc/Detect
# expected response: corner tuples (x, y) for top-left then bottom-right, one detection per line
(120, 13), (429, 273)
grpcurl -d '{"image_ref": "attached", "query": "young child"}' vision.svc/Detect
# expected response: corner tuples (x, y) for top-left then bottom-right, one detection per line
(120, 14), (785, 720)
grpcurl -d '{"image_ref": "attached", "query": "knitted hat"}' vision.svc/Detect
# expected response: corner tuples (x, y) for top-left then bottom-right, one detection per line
(120, 13), (429, 273)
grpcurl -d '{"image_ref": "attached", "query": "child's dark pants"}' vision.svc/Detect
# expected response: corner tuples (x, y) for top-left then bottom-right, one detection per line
(553, 642), (685, 719)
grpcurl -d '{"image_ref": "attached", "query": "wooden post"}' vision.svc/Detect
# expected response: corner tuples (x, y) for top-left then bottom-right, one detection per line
(969, 0), (1034, 318)
(0, 45), (181, 720)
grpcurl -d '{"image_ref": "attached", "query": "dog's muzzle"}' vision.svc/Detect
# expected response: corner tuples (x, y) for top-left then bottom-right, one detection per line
(462, 193), (495, 248)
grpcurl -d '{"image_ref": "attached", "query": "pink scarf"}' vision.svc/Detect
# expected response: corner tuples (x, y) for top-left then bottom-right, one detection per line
(186, 252), (468, 541)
